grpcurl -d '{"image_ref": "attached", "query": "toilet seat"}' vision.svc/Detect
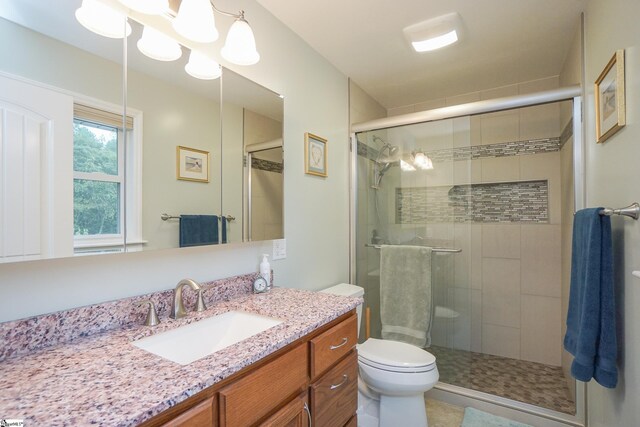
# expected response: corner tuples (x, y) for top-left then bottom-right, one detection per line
(357, 338), (436, 373)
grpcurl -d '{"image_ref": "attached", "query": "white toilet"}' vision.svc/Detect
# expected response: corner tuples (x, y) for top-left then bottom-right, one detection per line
(321, 284), (439, 427)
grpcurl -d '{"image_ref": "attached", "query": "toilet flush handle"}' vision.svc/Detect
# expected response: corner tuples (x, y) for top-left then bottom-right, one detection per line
(329, 337), (348, 350)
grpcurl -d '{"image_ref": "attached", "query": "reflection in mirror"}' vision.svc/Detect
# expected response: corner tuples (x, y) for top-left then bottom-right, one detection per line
(0, 0), (124, 262)
(221, 69), (284, 243)
(125, 19), (222, 252)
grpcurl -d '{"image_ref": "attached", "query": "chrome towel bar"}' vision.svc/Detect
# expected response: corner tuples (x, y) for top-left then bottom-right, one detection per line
(161, 213), (236, 222)
(365, 243), (461, 253)
(599, 203), (640, 220)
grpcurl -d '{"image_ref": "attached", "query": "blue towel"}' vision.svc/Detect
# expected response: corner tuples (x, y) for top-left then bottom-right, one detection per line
(564, 208), (617, 388)
(179, 215), (219, 247)
(221, 216), (227, 244)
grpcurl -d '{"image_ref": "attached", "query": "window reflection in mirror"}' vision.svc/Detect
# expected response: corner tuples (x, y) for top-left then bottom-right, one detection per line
(0, 1), (124, 261)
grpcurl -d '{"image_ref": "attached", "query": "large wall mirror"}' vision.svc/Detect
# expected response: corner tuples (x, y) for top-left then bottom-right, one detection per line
(0, 0), (284, 264)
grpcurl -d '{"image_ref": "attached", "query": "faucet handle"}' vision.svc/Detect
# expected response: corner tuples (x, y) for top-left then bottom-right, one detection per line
(138, 300), (160, 326)
(195, 289), (207, 312)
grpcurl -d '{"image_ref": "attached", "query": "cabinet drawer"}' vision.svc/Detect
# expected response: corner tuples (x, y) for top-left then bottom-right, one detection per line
(310, 314), (357, 379)
(219, 344), (308, 427)
(161, 396), (216, 427)
(310, 350), (358, 427)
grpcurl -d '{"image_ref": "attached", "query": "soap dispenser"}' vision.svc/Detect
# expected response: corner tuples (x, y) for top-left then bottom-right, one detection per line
(260, 254), (271, 290)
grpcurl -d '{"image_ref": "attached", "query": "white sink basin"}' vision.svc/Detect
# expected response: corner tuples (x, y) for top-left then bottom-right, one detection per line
(133, 311), (283, 365)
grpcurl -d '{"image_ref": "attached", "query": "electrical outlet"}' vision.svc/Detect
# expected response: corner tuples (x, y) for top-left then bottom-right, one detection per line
(273, 239), (286, 260)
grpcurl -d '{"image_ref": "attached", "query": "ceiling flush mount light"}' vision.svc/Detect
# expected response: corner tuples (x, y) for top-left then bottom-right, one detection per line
(185, 51), (222, 80)
(403, 12), (463, 53)
(173, 0), (219, 44)
(118, 0), (168, 15)
(137, 26), (182, 61)
(75, 0), (131, 39)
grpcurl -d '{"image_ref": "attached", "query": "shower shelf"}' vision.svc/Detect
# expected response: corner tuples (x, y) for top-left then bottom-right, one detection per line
(365, 244), (461, 253)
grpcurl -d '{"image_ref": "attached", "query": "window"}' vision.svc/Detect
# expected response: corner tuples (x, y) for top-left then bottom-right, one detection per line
(72, 103), (140, 251)
(73, 119), (123, 238)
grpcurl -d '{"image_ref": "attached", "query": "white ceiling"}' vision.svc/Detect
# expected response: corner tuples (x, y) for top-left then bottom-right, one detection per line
(255, 0), (586, 109)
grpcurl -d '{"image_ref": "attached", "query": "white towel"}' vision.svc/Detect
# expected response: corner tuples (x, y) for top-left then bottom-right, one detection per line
(380, 245), (433, 348)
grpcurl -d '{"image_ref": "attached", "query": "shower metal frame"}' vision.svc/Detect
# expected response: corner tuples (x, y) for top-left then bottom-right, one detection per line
(349, 85), (586, 427)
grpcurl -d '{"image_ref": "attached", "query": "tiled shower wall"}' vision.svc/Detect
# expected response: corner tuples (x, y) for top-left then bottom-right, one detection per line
(358, 77), (567, 367)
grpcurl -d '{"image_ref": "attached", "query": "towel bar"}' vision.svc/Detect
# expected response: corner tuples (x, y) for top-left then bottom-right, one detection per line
(161, 213), (236, 222)
(599, 203), (640, 220)
(365, 243), (461, 253)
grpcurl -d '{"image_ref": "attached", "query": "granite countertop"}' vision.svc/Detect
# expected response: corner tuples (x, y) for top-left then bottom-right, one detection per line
(0, 287), (361, 426)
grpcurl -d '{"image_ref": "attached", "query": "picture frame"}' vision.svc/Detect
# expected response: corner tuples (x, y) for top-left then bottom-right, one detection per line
(176, 146), (209, 183)
(595, 49), (625, 143)
(304, 132), (328, 177)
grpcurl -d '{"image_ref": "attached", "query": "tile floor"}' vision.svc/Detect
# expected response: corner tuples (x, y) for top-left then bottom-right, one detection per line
(426, 399), (465, 427)
(429, 346), (576, 414)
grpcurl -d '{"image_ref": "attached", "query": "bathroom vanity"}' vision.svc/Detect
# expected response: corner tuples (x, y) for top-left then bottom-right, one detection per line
(0, 273), (361, 426)
(145, 313), (358, 427)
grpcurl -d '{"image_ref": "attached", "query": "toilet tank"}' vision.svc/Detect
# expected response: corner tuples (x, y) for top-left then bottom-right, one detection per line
(320, 283), (364, 338)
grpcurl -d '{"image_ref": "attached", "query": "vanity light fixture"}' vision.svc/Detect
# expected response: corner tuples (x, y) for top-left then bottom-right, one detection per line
(172, 0), (219, 43)
(75, 0), (131, 39)
(403, 12), (463, 53)
(412, 151), (434, 170)
(118, 0), (168, 15)
(185, 50), (222, 80)
(221, 13), (260, 66)
(137, 26), (183, 61)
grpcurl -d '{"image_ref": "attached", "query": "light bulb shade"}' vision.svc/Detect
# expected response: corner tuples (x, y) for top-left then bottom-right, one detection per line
(400, 160), (416, 171)
(75, 0), (131, 39)
(137, 26), (182, 61)
(221, 18), (260, 65)
(119, 0), (169, 15)
(185, 51), (222, 80)
(172, 0), (218, 43)
(412, 151), (434, 170)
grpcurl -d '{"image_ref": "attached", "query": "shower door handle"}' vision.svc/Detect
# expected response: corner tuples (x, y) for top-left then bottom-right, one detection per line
(329, 337), (348, 350)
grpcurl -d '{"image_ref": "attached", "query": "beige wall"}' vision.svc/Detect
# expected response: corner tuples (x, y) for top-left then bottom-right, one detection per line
(0, 0), (350, 322)
(584, 1), (640, 426)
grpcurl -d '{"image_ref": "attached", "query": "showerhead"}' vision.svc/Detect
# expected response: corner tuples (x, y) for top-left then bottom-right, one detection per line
(371, 136), (400, 189)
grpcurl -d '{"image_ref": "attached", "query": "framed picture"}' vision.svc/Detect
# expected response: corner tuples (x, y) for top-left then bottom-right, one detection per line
(304, 132), (327, 177)
(595, 49), (626, 143)
(176, 146), (209, 182)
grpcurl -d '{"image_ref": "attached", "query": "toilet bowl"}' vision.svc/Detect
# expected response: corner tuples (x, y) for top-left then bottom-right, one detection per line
(321, 284), (439, 427)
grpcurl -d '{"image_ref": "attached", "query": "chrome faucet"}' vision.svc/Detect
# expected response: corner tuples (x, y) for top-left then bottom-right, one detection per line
(170, 279), (207, 319)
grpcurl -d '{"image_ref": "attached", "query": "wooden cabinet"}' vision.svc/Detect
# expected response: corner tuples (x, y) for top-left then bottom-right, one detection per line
(310, 315), (358, 380)
(219, 344), (308, 426)
(160, 397), (216, 427)
(142, 311), (357, 427)
(310, 351), (358, 427)
(259, 392), (309, 427)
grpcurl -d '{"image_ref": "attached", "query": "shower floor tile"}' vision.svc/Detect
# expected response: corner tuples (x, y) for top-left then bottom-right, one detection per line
(429, 346), (576, 415)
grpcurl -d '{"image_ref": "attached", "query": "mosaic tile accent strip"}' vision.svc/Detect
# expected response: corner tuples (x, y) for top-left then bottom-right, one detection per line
(396, 180), (548, 223)
(426, 137), (561, 163)
(0, 271), (267, 361)
(251, 157), (283, 173)
(429, 345), (576, 415)
(357, 140), (380, 160)
(560, 118), (573, 149)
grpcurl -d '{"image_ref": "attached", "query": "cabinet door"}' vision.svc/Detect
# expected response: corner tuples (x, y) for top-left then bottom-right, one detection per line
(161, 396), (216, 427)
(259, 392), (309, 427)
(219, 344), (308, 427)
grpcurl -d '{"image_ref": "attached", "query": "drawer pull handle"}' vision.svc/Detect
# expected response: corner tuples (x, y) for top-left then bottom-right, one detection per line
(330, 374), (348, 390)
(329, 337), (348, 350)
